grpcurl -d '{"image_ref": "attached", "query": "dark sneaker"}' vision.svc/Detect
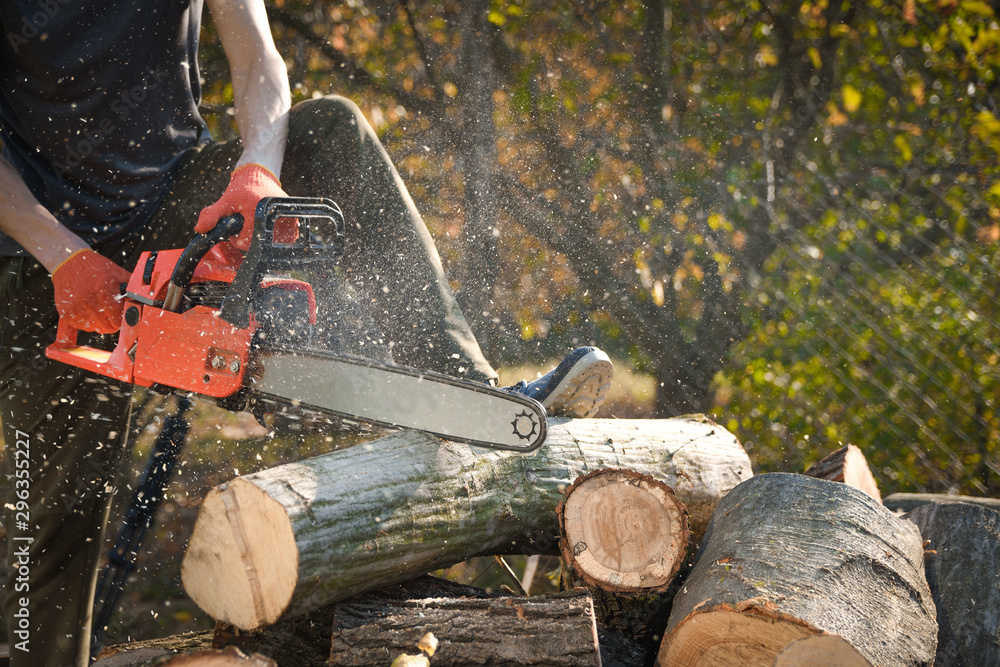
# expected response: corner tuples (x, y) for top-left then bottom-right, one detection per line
(506, 347), (613, 418)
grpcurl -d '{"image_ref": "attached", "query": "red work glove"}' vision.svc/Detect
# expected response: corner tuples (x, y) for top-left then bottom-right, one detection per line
(52, 249), (131, 334)
(196, 163), (297, 251)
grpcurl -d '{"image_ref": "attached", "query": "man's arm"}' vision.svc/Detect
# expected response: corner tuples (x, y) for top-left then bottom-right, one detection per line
(206, 0), (291, 178)
(0, 155), (130, 333)
(0, 155), (89, 272)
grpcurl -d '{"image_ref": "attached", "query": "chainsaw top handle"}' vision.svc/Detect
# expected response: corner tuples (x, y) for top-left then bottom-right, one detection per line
(220, 197), (345, 329)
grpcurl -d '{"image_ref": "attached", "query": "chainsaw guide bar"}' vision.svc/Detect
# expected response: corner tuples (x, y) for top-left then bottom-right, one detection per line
(252, 348), (546, 451)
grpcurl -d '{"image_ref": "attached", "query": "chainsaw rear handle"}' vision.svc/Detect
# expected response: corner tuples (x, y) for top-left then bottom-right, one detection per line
(47, 278), (135, 383)
(220, 197), (344, 328)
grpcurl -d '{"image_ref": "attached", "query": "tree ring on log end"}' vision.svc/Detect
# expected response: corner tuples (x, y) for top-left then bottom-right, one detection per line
(182, 479), (299, 630)
(559, 468), (689, 592)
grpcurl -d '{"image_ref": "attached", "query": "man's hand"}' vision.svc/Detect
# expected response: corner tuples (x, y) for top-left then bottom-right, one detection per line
(196, 163), (295, 251)
(52, 250), (131, 334)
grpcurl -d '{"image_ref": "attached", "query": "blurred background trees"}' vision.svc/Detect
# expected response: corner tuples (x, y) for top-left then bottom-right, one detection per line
(199, 0), (1000, 494)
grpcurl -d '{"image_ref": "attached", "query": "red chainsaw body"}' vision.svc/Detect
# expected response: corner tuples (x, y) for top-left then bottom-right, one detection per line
(45, 245), (314, 398)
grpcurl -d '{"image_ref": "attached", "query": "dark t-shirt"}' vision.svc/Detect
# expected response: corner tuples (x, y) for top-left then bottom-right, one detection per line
(0, 0), (209, 255)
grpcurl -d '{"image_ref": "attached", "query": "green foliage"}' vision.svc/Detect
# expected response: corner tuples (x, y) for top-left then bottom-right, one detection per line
(195, 0), (1000, 492)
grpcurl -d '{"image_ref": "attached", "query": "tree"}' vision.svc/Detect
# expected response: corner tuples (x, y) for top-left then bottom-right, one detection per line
(197, 0), (1000, 492)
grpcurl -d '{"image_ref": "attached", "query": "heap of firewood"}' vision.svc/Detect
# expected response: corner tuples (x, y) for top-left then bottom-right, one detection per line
(94, 418), (1000, 667)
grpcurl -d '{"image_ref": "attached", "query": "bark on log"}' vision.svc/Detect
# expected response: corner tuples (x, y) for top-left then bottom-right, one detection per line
(145, 648), (276, 667)
(884, 492), (1000, 514)
(182, 416), (750, 630)
(558, 468), (689, 593)
(903, 502), (1000, 666)
(212, 576), (491, 667)
(149, 648), (275, 667)
(94, 632), (214, 667)
(803, 444), (881, 501)
(214, 575), (643, 667)
(657, 473), (937, 667)
(576, 582), (680, 662)
(328, 589), (601, 666)
(94, 643), (271, 667)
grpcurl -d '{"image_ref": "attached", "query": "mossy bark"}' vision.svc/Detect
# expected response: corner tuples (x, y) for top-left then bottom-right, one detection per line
(328, 589), (601, 666)
(182, 416), (751, 629)
(903, 502), (1000, 667)
(658, 473), (937, 667)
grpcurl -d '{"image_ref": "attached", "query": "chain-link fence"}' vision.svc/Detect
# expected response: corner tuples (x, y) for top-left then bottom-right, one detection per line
(714, 154), (1000, 496)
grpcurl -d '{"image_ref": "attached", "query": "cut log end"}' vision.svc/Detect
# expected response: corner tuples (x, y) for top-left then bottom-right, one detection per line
(181, 479), (299, 630)
(560, 468), (689, 592)
(659, 608), (871, 666)
(657, 608), (818, 666)
(774, 634), (874, 667)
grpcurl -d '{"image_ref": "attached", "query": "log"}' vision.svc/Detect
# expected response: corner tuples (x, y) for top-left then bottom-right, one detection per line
(145, 648), (276, 667)
(884, 492), (1000, 514)
(94, 632), (214, 667)
(94, 644), (272, 667)
(555, 469), (688, 659)
(214, 575), (643, 667)
(181, 416), (750, 630)
(557, 469), (689, 593)
(903, 502), (1000, 666)
(657, 473), (937, 667)
(803, 444), (881, 501)
(328, 589), (601, 666)
(149, 648), (275, 667)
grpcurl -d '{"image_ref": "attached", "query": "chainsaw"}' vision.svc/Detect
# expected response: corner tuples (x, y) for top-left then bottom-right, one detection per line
(45, 197), (547, 451)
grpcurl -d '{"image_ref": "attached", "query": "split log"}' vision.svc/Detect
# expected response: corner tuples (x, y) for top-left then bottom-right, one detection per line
(182, 416), (751, 630)
(657, 473), (937, 667)
(884, 492), (1000, 514)
(328, 589), (601, 666)
(558, 469), (689, 593)
(803, 444), (881, 501)
(903, 502), (1000, 666)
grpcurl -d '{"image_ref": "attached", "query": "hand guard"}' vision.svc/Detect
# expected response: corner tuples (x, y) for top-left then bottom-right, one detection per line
(196, 163), (298, 251)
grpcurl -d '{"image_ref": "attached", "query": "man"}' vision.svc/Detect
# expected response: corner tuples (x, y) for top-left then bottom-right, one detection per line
(0, 1), (612, 664)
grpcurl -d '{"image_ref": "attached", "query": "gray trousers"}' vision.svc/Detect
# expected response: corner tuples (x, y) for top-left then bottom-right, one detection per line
(0, 96), (494, 666)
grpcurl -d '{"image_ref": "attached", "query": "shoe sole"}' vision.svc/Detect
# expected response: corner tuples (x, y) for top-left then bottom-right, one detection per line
(542, 350), (614, 418)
